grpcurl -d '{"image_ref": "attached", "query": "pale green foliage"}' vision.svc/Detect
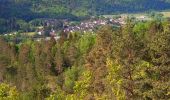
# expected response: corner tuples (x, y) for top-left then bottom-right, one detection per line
(46, 68), (92, 100)
(46, 85), (65, 100)
(133, 60), (152, 80)
(62, 41), (70, 54)
(0, 83), (19, 100)
(105, 58), (126, 100)
(73, 70), (92, 99)
(64, 66), (79, 92)
(133, 22), (149, 38)
(78, 33), (96, 55)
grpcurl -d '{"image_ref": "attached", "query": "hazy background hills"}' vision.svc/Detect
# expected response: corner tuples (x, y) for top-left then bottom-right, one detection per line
(1, 0), (170, 20)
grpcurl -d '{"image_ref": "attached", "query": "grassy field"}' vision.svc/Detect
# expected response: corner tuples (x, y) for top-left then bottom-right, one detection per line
(21, 32), (36, 37)
(103, 13), (148, 18)
(161, 11), (170, 17)
(104, 11), (170, 18)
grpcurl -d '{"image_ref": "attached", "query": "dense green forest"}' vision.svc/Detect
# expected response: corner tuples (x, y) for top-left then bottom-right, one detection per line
(1, 0), (170, 33)
(0, 21), (170, 99)
(1, 0), (170, 20)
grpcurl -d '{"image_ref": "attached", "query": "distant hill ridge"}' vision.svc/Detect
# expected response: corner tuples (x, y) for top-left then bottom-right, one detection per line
(0, 0), (170, 20)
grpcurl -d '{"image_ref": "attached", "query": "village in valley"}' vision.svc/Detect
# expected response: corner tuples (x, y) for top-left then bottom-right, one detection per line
(31, 15), (129, 40)
(0, 13), (162, 42)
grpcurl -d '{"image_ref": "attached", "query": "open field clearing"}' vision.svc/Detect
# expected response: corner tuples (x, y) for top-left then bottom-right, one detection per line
(161, 11), (170, 17)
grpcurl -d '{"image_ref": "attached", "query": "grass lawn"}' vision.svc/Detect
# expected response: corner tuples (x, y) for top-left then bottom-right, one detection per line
(22, 32), (36, 37)
(161, 11), (170, 17)
(103, 13), (148, 18)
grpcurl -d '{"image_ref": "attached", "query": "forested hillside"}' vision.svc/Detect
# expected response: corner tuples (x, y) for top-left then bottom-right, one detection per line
(1, 0), (170, 33)
(0, 0), (170, 100)
(0, 21), (170, 99)
(1, 0), (170, 20)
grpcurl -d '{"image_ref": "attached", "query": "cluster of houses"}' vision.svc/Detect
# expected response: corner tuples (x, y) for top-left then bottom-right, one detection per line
(35, 15), (151, 41)
(2, 15), (152, 42)
(36, 28), (60, 41)
(63, 20), (106, 33)
(63, 17), (126, 33)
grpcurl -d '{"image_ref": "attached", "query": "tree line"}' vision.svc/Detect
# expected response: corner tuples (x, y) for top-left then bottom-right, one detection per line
(0, 21), (170, 99)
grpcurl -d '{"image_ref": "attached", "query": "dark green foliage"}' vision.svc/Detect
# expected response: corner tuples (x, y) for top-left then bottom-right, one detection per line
(1, 0), (170, 33)
(1, 0), (170, 20)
